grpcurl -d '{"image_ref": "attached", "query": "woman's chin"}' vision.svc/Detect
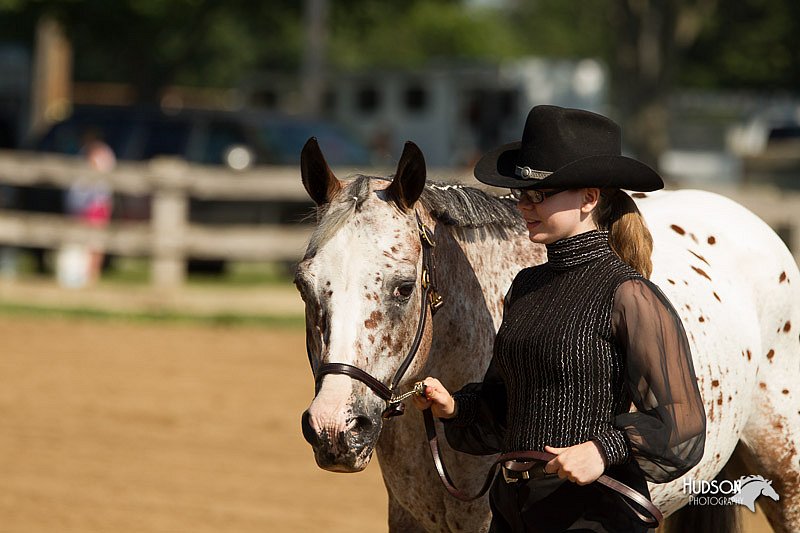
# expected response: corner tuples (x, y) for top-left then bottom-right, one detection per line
(528, 231), (560, 245)
(527, 227), (548, 244)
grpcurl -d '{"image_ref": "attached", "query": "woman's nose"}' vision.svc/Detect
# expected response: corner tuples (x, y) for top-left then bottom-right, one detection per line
(517, 196), (534, 213)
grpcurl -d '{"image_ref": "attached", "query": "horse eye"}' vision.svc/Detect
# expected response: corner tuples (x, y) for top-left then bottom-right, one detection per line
(394, 283), (415, 300)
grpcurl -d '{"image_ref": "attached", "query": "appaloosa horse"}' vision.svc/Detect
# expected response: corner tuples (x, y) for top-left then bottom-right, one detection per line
(297, 139), (800, 532)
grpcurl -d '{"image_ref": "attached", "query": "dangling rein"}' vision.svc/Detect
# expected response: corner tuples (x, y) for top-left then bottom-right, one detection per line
(420, 406), (664, 527)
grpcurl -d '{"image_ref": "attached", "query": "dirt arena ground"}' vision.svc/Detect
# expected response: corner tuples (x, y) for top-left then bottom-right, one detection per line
(0, 315), (387, 532)
(0, 315), (774, 532)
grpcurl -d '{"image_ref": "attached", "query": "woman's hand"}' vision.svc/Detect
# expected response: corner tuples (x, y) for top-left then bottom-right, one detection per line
(410, 377), (456, 419)
(543, 441), (606, 485)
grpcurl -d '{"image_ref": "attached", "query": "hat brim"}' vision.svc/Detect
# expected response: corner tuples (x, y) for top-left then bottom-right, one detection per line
(473, 142), (664, 192)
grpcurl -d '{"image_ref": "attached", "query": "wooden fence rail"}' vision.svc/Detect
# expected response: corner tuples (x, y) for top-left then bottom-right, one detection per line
(0, 150), (319, 286)
(0, 149), (798, 287)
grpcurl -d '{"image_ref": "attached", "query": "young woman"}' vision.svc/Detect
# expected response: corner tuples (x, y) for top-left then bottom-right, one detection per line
(413, 106), (706, 532)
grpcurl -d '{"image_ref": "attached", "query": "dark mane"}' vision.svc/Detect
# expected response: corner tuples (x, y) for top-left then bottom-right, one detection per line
(420, 181), (523, 230)
(307, 175), (524, 255)
(334, 174), (524, 229)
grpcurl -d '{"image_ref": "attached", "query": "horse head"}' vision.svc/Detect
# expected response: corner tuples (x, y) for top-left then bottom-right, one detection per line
(761, 478), (780, 502)
(297, 138), (434, 472)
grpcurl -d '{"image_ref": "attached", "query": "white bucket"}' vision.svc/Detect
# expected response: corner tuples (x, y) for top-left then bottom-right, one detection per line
(56, 244), (92, 289)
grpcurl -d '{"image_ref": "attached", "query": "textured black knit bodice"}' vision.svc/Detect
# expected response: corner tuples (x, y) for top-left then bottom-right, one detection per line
(494, 230), (641, 457)
(445, 228), (707, 485)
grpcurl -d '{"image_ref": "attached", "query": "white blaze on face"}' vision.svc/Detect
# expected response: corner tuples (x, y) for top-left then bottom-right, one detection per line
(304, 209), (407, 437)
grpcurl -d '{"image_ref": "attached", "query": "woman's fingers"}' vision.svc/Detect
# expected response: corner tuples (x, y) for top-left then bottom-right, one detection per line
(541, 443), (604, 485)
(411, 394), (432, 410)
(409, 377), (455, 418)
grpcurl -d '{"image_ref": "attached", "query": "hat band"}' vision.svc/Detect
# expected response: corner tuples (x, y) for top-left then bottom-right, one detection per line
(515, 166), (552, 180)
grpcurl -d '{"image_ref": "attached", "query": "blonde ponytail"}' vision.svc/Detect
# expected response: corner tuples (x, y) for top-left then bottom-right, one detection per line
(593, 189), (654, 278)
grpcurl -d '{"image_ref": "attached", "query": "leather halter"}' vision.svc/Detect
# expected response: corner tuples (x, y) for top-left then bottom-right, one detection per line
(312, 211), (443, 418)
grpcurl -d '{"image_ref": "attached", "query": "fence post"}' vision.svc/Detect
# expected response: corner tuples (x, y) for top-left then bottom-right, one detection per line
(150, 158), (189, 288)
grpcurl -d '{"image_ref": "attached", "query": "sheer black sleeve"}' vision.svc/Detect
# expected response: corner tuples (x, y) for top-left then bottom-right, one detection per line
(603, 278), (706, 483)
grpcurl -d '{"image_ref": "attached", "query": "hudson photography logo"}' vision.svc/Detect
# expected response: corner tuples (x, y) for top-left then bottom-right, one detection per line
(683, 475), (780, 511)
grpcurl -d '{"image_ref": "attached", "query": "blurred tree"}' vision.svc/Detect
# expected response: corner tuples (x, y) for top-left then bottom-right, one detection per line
(679, 0), (800, 90)
(512, 0), (721, 168)
(328, 0), (522, 68)
(510, 0), (800, 166)
(2, 0), (799, 164)
(0, 0), (303, 102)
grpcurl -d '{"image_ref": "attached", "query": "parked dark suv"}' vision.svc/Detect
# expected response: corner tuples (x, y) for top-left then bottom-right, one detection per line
(19, 105), (371, 271)
(34, 105), (371, 168)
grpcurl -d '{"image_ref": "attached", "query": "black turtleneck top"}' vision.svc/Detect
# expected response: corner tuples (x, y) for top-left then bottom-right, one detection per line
(444, 230), (706, 483)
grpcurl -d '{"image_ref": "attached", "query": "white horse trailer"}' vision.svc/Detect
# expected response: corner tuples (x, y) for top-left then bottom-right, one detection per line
(243, 57), (608, 167)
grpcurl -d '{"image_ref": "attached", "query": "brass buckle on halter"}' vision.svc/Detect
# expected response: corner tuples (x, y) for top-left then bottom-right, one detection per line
(418, 221), (435, 247)
(428, 290), (443, 312)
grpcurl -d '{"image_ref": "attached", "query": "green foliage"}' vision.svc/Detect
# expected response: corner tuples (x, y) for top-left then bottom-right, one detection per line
(507, 0), (612, 59)
(0, 0), (303, 97)
(679, 0), (800, 89)
(329, 1), (523, 69)
(1, 0), (799, 93)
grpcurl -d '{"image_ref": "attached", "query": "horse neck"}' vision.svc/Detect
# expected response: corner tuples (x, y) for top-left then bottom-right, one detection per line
(425, 220), (544, 385)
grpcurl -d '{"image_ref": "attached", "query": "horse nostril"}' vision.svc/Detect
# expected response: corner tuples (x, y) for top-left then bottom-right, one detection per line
(301, 410), (320, 447)
(350, 415), (374, 435)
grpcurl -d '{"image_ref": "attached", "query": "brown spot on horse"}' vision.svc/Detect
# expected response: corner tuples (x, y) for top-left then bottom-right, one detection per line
(670, 224), (686, 235)
(783, 389), (790, 395)
(712, 379), (720, 387)
(707, 236), (716, 245)
(364, 310), (384, 329)
(632, 192), (647, 199)
(689, 250), (710, 266)
(767, 349), (775, 361)
(691, 266), (712, 281)
(784, 321), (792, 332)
(713, 291), (721, 302)
(759, 382), (767, 389)
(779, 271), (787, 283)
(667, 279), (676, 285)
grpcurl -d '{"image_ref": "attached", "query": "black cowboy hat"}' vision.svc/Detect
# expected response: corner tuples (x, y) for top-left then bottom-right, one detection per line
(474, 105), (663, 192)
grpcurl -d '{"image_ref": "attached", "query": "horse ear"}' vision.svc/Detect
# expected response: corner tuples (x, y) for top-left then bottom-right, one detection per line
(386, 141), (426, 211)
(301, 137), (342, 206)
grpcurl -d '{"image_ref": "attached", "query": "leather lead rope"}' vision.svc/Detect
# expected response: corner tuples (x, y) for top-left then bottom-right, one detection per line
(423, 409), (664, 527)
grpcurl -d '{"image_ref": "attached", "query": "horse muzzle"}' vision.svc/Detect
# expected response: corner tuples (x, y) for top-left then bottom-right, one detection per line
(300, 407), (382, 472)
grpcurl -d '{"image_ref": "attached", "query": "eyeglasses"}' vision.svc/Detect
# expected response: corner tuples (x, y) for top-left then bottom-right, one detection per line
(510, 188), (568, 204)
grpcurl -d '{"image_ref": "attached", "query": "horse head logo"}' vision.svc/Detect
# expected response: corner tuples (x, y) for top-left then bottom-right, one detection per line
(729, 475), (780, 512)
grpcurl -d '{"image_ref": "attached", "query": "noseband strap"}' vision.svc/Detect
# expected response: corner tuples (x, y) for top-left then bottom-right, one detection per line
(316, 363), (393, 402)
(313, 211), (442, 418)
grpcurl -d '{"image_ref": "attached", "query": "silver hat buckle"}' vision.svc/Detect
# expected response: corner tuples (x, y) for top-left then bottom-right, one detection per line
(515, 166), (551, 180)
